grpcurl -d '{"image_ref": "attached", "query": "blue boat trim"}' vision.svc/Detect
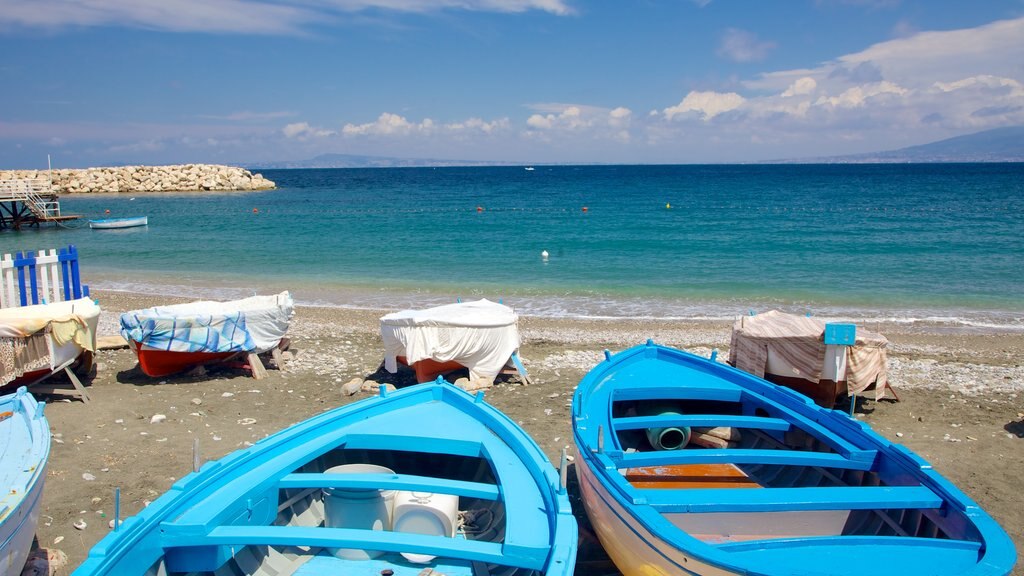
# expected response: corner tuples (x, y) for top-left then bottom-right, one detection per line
(613, 414), (792, 432)
(614, 448), (875, 471)
(637, 485), (942, 513)
(277, 473), (501, 500)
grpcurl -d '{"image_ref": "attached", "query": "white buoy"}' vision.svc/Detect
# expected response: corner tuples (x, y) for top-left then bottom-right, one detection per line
(541, 250), (549, 261)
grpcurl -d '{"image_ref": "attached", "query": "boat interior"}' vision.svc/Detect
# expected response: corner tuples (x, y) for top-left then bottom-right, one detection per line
(134, 389), (562, 576)
(595, 371), (991, 573)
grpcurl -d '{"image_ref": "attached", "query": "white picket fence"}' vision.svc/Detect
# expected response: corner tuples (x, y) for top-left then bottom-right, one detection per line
(0, 245), (89, 308)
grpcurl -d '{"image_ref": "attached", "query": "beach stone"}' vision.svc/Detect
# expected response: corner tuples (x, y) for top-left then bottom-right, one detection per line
(150, 414), (167, 424)
(342, 378), (364, 396)
(81, 473), (95, 481)
(191, 398), (202, 405)
(0, 164), (275, 194)
(359, 380), (380, 392)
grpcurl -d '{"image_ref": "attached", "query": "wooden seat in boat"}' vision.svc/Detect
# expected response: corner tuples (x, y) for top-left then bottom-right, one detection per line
(625, 464), (761, 490)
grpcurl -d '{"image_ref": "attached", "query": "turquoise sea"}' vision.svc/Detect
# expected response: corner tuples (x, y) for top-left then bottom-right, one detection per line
(1, 164), (1022, 329)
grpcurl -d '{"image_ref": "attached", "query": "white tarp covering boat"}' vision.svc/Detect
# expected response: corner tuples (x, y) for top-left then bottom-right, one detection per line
(729, 310), (892, 405)
(380, 299), (521, 381)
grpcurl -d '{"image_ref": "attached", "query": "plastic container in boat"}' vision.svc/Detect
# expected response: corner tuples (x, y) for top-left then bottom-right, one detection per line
(323, 464), (396, 560)
(392, 490), (459, 564)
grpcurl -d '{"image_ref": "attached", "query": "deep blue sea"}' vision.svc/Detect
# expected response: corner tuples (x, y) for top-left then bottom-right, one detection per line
(2, 164), (1022, 328)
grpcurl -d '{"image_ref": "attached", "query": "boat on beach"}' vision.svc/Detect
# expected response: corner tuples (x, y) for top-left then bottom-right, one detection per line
(73, 380), (578, 576)
(381, 299), (529, 384)
(119, 291), (293, 377)
(89, 216), (148, 229)
(0, 297), (100, 392)
(572, 340), (1016, 576)
(0, 387), (51, 574)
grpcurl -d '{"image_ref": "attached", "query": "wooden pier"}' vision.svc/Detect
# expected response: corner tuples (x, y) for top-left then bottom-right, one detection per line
(0, 179), (81, 230)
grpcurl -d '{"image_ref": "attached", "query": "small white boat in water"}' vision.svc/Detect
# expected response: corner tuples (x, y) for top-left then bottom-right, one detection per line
(89, 216), (148, 229)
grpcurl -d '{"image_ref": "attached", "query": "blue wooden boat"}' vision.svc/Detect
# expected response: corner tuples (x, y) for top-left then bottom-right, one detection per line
(0, 387), (51, 574)
(572, 340), (1016, 576)
(75, 380), (577, 576)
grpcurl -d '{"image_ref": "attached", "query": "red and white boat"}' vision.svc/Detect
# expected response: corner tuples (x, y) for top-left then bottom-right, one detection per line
(120, 292), (293, 377)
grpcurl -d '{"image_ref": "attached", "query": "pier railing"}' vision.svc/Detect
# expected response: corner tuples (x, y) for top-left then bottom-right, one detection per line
(0, 179), (62, 218)
(0, 245), (89, 308)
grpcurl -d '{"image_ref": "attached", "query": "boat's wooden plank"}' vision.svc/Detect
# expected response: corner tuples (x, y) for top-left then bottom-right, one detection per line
(160, 525), (547, 571)
(625, 463), (761, 490)
(612, 384), (741, 403)
(613, 414), (791, 432)
(278, 472), (500, 500)
(615, 448), (874, 471)
(639, 485), (942, 513)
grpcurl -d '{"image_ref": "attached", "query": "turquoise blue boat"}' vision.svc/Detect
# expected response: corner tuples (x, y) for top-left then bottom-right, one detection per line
(0, 387), (51, 574)
(75, 380), (577, 576)
(572, 340), (1016, 576)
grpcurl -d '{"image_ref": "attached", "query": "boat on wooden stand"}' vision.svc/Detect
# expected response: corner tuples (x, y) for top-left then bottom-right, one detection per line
(73, 380), (578, 576)
(572, 340), (1016, 576)
(120, 291), (293, 378)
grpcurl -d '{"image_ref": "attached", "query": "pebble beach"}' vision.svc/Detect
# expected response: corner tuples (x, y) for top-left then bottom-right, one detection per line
(29, 289), (1024, 574)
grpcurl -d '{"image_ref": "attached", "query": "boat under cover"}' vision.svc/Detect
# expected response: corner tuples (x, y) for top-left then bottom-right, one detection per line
(573, 340), (1016, 576)
(0, 387), (51, 574)
(119, 291), (293, 377)
(0, 297), (100, 390)
(74, 380), (578, 576)
(381, 299), (521, 383)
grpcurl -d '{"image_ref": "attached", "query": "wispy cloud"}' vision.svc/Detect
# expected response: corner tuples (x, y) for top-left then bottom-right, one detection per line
(200, 111), (297, 122)
(0, 0), (571, 34)
(283, 122), (337, 139)
(717, 28), (776, 63)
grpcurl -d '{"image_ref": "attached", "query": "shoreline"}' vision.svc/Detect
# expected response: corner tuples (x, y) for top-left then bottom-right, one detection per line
(30, 290), (1024, 574)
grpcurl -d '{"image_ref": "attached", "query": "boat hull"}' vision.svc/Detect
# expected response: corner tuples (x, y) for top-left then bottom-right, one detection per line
(0, 297), (100, 390)
(0, 389), (51, 575)
(128, 340), (237, 377)
(89, 217), (147, 229)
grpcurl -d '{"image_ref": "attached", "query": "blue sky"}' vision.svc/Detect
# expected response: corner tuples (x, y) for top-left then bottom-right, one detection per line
(1, 0), (1023, 168)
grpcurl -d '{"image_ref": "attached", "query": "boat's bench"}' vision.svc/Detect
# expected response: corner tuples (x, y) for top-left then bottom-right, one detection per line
(636, 485), (943, 513)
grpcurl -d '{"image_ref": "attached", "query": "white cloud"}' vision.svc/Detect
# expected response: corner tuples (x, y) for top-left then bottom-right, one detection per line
(663, 91), (745, 121)
(782, 77), (817, 97)
(283, 122), (336, 139)
(523, 104), (633, 142)
(814, 80), (908, 108)
(717, 28), (776, 63)
(341, 112), (511, 137)
(0, 0), (572, 34)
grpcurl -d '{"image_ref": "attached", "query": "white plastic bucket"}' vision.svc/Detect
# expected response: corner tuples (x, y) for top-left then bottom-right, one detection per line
(392, 490), (459, 564)
(323, 464), (396, 560)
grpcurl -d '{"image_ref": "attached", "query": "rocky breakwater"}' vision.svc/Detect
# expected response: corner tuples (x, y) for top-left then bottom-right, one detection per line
(0, 164), (275, 193)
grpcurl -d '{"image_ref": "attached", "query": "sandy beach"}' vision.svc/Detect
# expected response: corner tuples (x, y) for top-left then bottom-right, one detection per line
(31, 290), (1023, 574)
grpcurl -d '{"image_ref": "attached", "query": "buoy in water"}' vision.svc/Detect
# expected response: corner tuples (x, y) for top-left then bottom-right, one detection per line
(104, 209), (110, 214)
(666, 203), (671, 209)
(476, 206), (484, 212)
(252, 208), (259, 214)
(582, 206), (588, 212)
(541, 250), (549, 261)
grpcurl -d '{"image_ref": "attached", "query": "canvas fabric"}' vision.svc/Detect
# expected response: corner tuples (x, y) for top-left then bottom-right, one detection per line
(380, 299), (520, 380)
(120, 292), (293, 354)
(729, 310), (891, 399)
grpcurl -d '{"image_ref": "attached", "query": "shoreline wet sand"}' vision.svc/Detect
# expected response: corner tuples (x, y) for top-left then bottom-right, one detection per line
(34, 290), (1023, 574)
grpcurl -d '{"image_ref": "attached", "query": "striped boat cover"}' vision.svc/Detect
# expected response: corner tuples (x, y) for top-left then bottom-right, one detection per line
(729, 310), (890, 399)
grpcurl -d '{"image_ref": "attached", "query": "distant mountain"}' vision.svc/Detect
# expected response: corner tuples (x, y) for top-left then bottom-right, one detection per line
(250, 153), (517, 169)
(794, 126), (1024, 163)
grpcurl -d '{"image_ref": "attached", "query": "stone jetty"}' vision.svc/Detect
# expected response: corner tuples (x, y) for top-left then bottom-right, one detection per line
(0, 164), (275, 194)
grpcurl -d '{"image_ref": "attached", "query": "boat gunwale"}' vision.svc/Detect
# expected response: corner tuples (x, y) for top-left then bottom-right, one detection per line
(75, 381), (575, 575)
(571, 341), (1017, 576)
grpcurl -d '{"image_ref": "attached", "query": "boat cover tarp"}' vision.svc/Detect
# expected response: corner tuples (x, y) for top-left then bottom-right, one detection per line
(0, 298), (100, 385)
(119, 292), (293, 354)
(729, 310), (891, 399)
(380, 299), (520, 381)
